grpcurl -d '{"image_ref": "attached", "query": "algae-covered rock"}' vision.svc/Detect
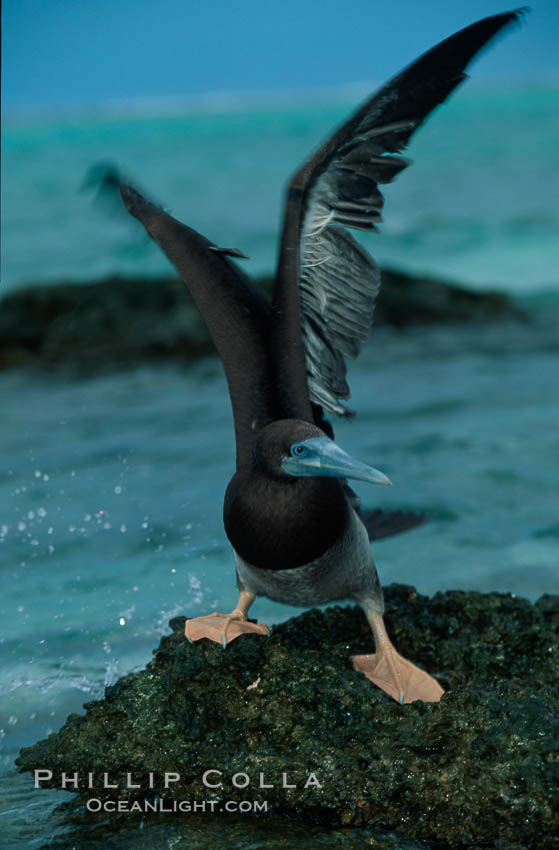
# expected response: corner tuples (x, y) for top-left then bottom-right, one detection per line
(0, 270), (522, 371)
(0, 276), (214, 371)
(376, 267), (521, 325)
(17, 586), (559, 848)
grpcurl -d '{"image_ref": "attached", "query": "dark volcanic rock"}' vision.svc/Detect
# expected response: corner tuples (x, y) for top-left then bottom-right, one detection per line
(0, 270), (522, 372)
(17, 586), (559, 848)
(0, 276), (214, 371)
(376, 267), (520, 325)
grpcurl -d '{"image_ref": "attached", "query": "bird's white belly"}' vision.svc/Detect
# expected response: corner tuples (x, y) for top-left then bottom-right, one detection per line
(235, 510), (383, 612)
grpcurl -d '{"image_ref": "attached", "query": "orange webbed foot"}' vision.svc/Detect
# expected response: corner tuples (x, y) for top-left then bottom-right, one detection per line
(185, 611), (271, 647)
(352, 647), (444, 704)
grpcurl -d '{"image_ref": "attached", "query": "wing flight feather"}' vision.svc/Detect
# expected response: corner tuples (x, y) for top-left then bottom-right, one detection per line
(277, 10), (525, 418)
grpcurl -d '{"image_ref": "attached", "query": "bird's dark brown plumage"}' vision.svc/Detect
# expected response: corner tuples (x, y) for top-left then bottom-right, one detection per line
(99, 10), (523, 704)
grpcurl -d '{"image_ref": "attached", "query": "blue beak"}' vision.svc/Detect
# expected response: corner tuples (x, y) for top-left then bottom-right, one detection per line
(281, 437), (392, 486)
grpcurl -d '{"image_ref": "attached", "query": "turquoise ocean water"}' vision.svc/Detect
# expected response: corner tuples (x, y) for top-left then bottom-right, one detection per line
(3, 83), (559, 295)
(1, 85), (559, 847)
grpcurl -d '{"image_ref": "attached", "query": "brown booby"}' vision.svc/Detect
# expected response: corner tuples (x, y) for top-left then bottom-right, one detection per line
(99, 10), (523, 704)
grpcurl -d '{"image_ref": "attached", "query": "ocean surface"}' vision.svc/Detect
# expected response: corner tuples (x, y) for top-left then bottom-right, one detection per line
(1, 85), (559, 847)
(2, 82), (559, 296)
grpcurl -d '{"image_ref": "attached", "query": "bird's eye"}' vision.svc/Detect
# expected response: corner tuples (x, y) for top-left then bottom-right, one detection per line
(291, 443), (308, 458)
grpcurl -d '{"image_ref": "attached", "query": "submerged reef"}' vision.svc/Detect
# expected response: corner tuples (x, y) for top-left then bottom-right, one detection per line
(17, 585), (559, 848)
(0, 269), (520, 371)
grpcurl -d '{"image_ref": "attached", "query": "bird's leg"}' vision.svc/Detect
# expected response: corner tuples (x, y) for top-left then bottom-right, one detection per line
(352, 610), (444, 705)
(184, 591), (271, 648)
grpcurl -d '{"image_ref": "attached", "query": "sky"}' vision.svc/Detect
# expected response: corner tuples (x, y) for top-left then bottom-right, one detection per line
(3, 0), (559, 114)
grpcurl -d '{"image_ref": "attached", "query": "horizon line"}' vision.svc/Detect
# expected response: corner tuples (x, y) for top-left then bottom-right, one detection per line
(3, 73), (558, 123)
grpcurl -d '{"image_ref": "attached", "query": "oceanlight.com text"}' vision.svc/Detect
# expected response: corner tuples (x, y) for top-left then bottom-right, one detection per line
(86, 798), (269, 814)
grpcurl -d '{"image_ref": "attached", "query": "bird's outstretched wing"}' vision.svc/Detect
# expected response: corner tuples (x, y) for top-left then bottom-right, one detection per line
(91, 170), (279, 470)
(272, 10), (525, 421)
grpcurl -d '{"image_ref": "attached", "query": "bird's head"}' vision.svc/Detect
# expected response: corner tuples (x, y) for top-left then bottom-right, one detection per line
(253, 419), (391, 486)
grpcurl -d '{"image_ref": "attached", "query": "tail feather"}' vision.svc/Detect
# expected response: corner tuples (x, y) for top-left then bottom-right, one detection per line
(361, 508), (429, 541)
